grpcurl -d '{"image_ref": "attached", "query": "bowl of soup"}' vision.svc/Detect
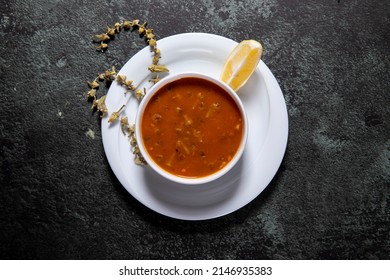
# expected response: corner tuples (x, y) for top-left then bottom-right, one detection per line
(135, 72), (248, 185)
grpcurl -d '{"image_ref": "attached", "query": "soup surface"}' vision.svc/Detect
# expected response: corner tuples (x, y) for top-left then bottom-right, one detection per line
(141, 77), (243, 178)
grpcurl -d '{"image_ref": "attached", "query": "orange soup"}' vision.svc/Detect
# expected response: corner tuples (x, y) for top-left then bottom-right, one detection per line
(141, 77), (243, 178)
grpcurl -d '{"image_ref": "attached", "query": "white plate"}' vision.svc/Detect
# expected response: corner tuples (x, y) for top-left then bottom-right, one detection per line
(102, 33), (288, 220)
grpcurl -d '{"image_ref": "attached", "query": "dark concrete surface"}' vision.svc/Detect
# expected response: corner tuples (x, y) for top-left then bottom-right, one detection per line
(0, 0), (389, 259)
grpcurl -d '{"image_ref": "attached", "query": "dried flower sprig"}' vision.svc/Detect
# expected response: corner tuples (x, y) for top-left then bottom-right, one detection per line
(135, 88), (146, 100)
(87, 18), (170, 165)
(116, 75), (136, 91)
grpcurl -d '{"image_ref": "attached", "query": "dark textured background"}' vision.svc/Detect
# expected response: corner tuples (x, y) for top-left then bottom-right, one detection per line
(0, 0), (389, 259)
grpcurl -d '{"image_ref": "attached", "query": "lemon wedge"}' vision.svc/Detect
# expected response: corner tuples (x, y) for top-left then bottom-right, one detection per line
(220, 39), (263, 91)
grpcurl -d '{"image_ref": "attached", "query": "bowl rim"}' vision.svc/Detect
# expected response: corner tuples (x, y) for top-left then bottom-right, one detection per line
(135, 72), (248, 185)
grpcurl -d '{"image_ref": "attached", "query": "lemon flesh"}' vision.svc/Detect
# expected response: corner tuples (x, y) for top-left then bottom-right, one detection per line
(221, 39), (263, 91)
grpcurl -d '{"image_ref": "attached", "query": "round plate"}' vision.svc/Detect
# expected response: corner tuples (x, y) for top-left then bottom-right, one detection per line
(102, 33), (288, 220)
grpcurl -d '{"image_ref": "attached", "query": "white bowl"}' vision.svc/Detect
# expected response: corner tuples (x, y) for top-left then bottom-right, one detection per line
(135, 72), (248, 185)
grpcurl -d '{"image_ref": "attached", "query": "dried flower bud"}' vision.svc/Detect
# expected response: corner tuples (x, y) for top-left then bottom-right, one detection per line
(94, 94), (106, 107)
(154, 48), (161, 55)
(128, 124), (135, 134)
(130, 134), (137, 146)
(120, 117), (129, 135)
(120, 116), (129, 126)
(134, 89), (143, 100)
(135, 88), (147, 101)
(148, 38), (157, 48)
(104, 70), (111, 79)
(116, 75), (127, 83)
(125, 80), (136, 90)
(148, 64), (169, 73)
(149, 76), (161, 84)
(108, 105), (125, 123)
(152, 55), (160, 65)
(104, 66), (117, 81)
(110, 66), (117, 76)
(88, 80), (100, 89)
(125, 79), (133, 86)
(145, 29), (154, 38)
(100, 107), (108, 117)
(134, 156), (144, 165)
(94, 33), (110, 42)
(146, 33), (155, 40)
(92, 95), (108, 116)
(96, 42), (108, 51)
(114, 22), (121, 32)
(138, 21), (148, 35)
(87, 89), (97, 99)
(123, 20), (131, 30)
(134, 150), (147, 166)
(131, 19), (140, 26)
(134, 146), (141, 154)
(108, 112), (119, 123)
(97, 73), (105, 81)
(106, 27), (116, 36)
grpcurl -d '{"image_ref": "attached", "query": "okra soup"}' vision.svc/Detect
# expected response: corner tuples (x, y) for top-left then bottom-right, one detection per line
(139, 76), (245, 180)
